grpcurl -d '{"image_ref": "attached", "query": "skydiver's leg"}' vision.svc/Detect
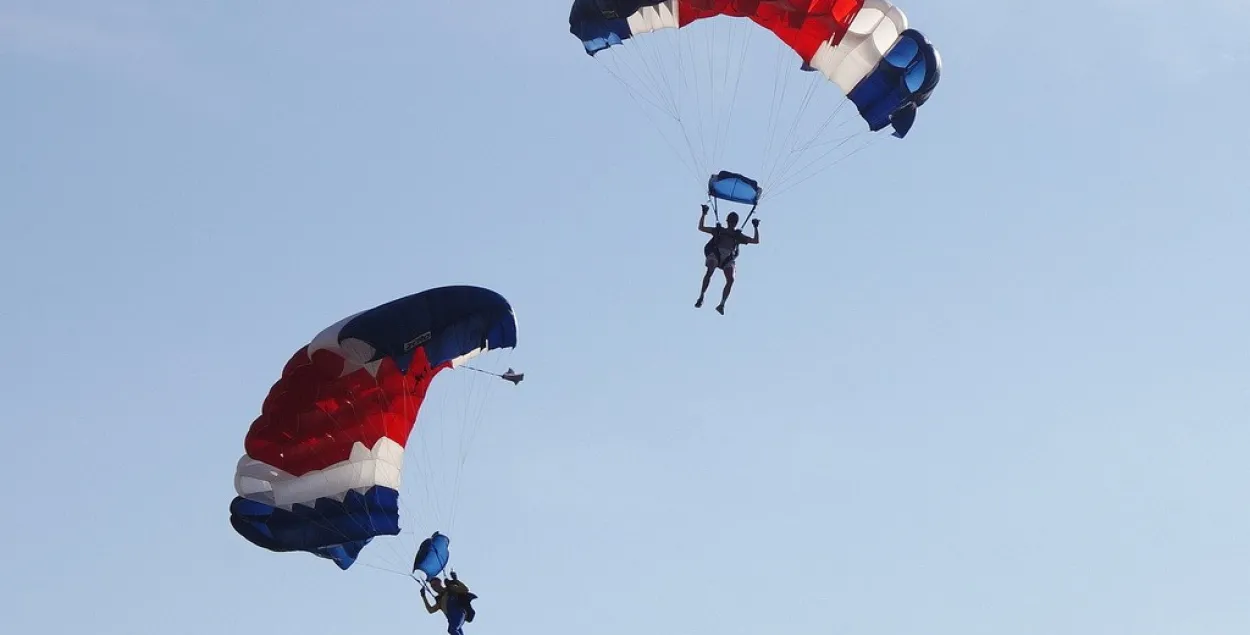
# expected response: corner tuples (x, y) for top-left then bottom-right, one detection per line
(716, 264), (735, 315)
(697, 258), (716, 307)
(446, 606), (467, 635)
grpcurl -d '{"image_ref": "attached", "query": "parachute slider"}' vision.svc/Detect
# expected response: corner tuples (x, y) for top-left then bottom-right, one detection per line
(707, 171), (762, 205)
(413, 532), (451, 580)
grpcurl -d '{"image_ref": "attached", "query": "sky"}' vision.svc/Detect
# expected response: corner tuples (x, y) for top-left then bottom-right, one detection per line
(1, 1), (1248, 634)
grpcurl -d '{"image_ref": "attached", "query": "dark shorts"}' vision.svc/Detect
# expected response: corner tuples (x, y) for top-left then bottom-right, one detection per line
(705, 250), (736, 272)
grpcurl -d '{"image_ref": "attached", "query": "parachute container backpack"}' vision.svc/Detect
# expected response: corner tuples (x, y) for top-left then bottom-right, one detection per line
(568, 0), (943, 203)
(230, 286), (522, 577)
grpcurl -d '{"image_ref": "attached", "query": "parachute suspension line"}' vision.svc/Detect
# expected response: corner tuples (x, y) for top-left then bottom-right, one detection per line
(603, 36), (675, 118)
(770, 134), (879, 201)
(632, 31), (679, 116)
(770, 83), (859, 191)
(635, 30), (703, 182)
(771, 106), (859, 191)
(415, 575), (434, 593)
(766, 74), (828, 188)
(791, 99), (851, 156)
(598, 56), (670, 116)
(362, 370), (434, 568)
(704, 19), (716, 173)
(446, 367), (494, 531)
(443, 364), (481, 534)
(762, 67), (824, 192)
(683, 26), (710, 177)
(595, 54), (703, 184)
(446, 349), (516, 532)
(591, 28), (705, 183)
(758, 40), (793, 183)
(359, 561), (415, 578)
(710, 19), (755, 176)
(739, 202), (760, 228)
(411, 375), (445, 529)
(396, 367), (455, 555)
(675, 22), (715, 181)
(400, 367), (448, 559)
(322, 357), (507, 575)
(375, 353), (510, 574)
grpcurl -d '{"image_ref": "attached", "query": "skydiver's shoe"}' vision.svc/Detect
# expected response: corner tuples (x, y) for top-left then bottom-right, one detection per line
(715, 304), (725, 315)
(695, 297), (704, 308)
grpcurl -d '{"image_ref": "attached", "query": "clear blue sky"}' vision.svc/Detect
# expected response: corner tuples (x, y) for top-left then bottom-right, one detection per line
(2, 1), (1248, 634)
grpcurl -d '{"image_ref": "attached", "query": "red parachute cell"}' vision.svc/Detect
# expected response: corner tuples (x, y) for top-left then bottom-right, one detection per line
(678, 0), (866, 62)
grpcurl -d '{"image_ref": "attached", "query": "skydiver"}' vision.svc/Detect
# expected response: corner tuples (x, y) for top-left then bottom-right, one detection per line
(696, 204), (760, 314)
(421, 571), (478, 635)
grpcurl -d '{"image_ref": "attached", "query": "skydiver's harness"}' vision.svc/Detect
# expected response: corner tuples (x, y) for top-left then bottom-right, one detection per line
(704, 196), (758, 267)
(704, 228), (743, 267)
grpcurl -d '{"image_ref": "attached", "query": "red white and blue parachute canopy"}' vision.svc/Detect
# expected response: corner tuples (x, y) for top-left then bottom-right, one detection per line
(230, 286), (517, 570)
(568, 0), (941, 137)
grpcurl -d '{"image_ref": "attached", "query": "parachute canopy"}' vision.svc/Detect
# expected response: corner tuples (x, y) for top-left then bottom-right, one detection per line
(708, 171), (762, 205)
(568, 1), (942, 198)
(569, 0), (941, 140)
(230, 286), (518, 570)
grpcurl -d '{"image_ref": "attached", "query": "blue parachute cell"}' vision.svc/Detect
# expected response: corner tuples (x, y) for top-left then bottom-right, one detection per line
(568, 1), (666, 54)
(847, 29), (942, 139)
(413, 532), (451, 578)
(334, 286), (519, 375)
(708, 171), (762, 205)
(230, 487), (399, 570)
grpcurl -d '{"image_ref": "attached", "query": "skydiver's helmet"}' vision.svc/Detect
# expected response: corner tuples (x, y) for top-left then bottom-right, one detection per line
(726, 212), (740, 228)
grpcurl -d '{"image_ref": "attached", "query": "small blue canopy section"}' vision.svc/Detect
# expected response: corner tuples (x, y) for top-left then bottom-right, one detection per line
(569, 0), (665, 55)
(847, 29), (942, 139)
(337, 285), (518, 374)
(229, 486), (400, 570)
(708, 171), (762, 205)
(412, 532), (451, 579)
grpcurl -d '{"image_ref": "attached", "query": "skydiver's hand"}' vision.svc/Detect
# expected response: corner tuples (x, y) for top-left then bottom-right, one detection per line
(751, 218), (760, 227)
(701, 204), (709, 215)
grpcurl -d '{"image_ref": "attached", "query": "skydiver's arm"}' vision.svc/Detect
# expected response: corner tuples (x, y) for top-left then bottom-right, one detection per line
(699, 205), (715, 234)
(740, 218), (759, 244)
(421, 590), (440, 614)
